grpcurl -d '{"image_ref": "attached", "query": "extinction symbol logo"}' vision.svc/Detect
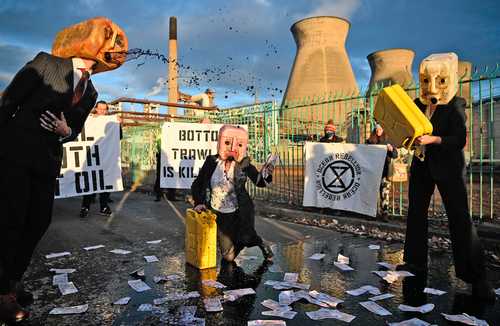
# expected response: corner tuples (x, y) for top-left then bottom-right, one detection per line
(315, 153), (362, 201)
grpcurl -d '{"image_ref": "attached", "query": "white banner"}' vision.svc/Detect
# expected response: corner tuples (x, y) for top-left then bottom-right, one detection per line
(55, 115), (123, 198)
(160, 122), (246, 189)
(303, 142), (387, 217)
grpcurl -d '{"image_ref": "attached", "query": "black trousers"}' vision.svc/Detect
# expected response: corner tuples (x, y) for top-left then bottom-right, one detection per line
(404, 159), (486, 283)
(81, 192), (109, 210)
(214, 210), (263, 262)
(0, 161), (55, 293)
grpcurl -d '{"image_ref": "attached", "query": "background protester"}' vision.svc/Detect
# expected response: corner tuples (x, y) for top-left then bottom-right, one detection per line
(191, 125), (274, 263)
(366, 123), (398, 221)
(0, 17), (127, 322)
(319, 119), (344, 143)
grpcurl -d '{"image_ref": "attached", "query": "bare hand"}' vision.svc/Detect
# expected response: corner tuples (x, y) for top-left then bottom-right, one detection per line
(386, 144), (393, 152)
(194, 204), (207, 213)
(40, 111), (71, 137)
(415, 135), (441, 146)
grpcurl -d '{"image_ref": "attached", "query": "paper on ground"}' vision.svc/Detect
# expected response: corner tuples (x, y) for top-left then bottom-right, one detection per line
(334, 262), (354, 271)
(337, 254), (350, 264)
(49, 304), (88, 315)
(53, 273), (69, 285)
(273, 281), (310, 291)
(346, 285), (381, 296)
(423, 287), (446, 296)
(278, 290), (296, 306)
(224, 288), (256, 301)
(306, 308), (356, 322)
(309, 253), (326, 260)
(293, 290), (329, 307)
(128, 279), (151, 292)
(58, 282), (78, 295)
(262, 310), (297, 319)
(110, 249), (132, 255)
(146, 240), (162, 244)
(83, 245), (105, 251)
(388, 318), (432, 326)
(359, 301), (392, 316)
(113, 297), (131, 305)
(144, 255), (159, 263)
(377, 262), (397, 270)
(308, 290), (343, 307)
(261, 299), (292, 311)
(268, 264), (283, 273)
(283, 273), (298, 283)
(369, 293), (395, 301)
(441, 313), (489, 326)
(46, 252), (71, 259)
(202, 280), (227, 288)
(495, 288), (500, 296)
(248, 321), (286, 326)
(154, 291), (200, 304)
(204, 297), (223, 312)
(50, 268), (76, 274)
(138, 304), (153, 312)
(369, 244), (380, 250)
(372, 270), (414, 283)
(398, 303), (435, 314)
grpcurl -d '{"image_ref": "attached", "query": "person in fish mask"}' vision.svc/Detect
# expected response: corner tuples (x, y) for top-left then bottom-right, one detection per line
(191, 125), (274, 263)
(319, 120), (344, 143)
(0, 17), (128, 322)
(398, 53), (495, 301)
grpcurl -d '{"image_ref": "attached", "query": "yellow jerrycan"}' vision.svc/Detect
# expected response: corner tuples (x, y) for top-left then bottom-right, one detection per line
(185, 209), (217, 269)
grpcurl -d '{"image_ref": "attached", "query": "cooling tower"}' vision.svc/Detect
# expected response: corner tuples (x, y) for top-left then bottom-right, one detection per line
(282, 16), (360, 128)
(366, 48), (416, 97)
(458, 60), (472, 106)
(168, 16), (179, 116)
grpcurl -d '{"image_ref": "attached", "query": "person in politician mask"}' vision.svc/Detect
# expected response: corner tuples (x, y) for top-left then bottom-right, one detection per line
(191, 125), (274, 264)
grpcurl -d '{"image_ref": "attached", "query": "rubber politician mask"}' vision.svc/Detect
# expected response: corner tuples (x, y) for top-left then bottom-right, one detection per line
(218, 125), (248, 162)
(52, 17), (128, 73)
(419, 52), (458, 105)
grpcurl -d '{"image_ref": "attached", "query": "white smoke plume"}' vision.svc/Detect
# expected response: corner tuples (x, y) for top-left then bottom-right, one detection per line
(147, 77), (166, 97)
(307, 0), (361, 19)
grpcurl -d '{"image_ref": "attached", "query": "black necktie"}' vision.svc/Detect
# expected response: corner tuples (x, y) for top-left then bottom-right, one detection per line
(72, 69), (90, 106)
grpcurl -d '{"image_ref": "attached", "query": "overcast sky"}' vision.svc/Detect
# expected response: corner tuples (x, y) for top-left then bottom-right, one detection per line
(1, 0), (499, 108)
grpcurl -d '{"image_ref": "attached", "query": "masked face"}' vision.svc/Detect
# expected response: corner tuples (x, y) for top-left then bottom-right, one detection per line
(52, 17), (128, 73)
(419, 52), (458, 105)
(217, 125), (248, 162)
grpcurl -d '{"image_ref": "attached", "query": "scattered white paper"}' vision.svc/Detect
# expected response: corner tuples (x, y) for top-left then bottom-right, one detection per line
(154, 291), (200, 304)
(237, 255), (259, 261)
(306, 308), (356, 322)
(166, 274), (183, 281)
(49, 304), (88, 315)
(308, 290), (344, 307)
(441, 313), (489, 326)
(377, 262), (397, 270)
(309, 253), (326, 260)
(202, 280), (227, 289)
(53, 273), (69, 286)
(388, 318), (432, 326)
(248, 321), (286, 326)
(46, 252), (71, 259)
(204, 297), (223, 312)
(334, 262), (355, 271)
(129, 268), (145, 278)
(423, 287), (446, 296)
(265, 280), (280, 286)
(278, 290), (296, 306)
(273, 281), (310, 291)
(50, 268), (76, 274)
(359, 301), (392, 316)
(58, 282), (78, 295)
(128, 279), (151, 292)
(372, 270), (414, 283)
(262, 310), (297, 319)
(283, 273), (298, 283)
(154, 276), (168, 283)
(113, 297), (131, 305)
(268, 264), (283, 273)
(398, 303), (435, 314)
(261, 299), (292, 311)
(495, 288), (500, 296)
(337, 253), (350, 264)
(138, 304), (153, 312)
(224, 288), (256, 301)
(83, 245), (105, 251)
(110, 249), (131, 255)
(369, 244), (380, 250)
(146, 240), (162, 244)
(144, 255), (159, 263)
(346, 285), (381, 296)
(369, 293), (395, 301)
(294, 290), (329, 307)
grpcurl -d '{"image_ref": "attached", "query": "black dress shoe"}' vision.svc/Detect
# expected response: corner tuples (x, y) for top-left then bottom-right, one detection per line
(472, 280), (496, 302)
(99, 206), (113, 217)
(79, 207), (89, 218)
(259, 244), (274, 261)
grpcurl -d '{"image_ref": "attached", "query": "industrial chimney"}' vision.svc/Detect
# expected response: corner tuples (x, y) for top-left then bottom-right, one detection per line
(168, 16), (179, 116)
(282, 16), (360, 132)
(366, 48), (416, 97)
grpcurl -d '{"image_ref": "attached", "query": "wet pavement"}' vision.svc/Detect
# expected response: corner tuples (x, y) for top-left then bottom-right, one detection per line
(14, 191), (500, 325)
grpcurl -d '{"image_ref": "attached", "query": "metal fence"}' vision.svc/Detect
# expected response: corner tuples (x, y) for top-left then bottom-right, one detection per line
(121, 65), (500, 221)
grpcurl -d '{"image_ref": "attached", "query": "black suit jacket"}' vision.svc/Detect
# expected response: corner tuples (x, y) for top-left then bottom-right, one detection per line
(413, 96), (467, 180)
(0, 52), (98, 176)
